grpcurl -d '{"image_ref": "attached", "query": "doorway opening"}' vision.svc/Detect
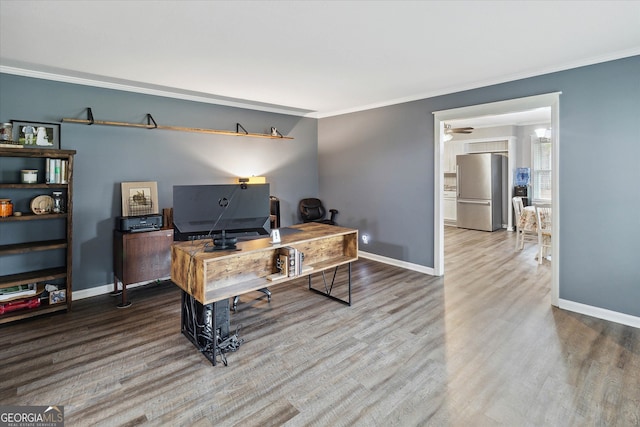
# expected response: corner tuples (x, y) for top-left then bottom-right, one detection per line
(433, 92), (561, 306)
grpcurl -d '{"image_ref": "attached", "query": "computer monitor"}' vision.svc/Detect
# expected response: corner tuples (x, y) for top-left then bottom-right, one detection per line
(173, 184), (271, 246)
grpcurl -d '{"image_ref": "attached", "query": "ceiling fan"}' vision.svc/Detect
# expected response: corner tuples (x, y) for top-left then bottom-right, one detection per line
(443, 123), (473, 141)
(445, 124), (473, 135)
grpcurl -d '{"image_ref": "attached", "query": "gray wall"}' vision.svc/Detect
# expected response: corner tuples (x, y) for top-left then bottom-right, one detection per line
(319, 103), (433, 265)
(2, 56), (638, 318)
(319, 55), (640, 318)
(0, 74), (319, 291)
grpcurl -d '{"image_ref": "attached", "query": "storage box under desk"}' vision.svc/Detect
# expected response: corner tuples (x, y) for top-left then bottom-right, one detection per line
(170, 223), (358, 305)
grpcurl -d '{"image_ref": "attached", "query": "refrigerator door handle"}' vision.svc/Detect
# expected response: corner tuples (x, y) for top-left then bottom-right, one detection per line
(458, 200), (491, 206)
(456, 164), (460, 198)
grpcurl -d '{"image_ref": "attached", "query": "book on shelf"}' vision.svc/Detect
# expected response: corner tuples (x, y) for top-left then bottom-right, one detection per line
(267, 247), (313, 281)
(0, 284), (37, 302)
(296, 249), (305, 275)
(279, 246), (308, 276)
(278, 253), (289, 277)
(46, 158), (68, 184)
(60, 160), (67, 184)
(282, 246), (296, 277)
(55, 159), (61, 183)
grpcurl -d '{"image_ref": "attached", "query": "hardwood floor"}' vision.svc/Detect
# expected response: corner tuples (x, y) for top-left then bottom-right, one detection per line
(1, 227), (639, 426)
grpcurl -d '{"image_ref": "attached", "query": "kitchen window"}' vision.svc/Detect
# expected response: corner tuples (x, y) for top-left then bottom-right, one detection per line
(532, 136), (552, 202)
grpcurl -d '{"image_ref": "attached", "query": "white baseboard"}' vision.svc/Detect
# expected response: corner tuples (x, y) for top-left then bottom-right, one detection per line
(559, 298), (640, 329)
(356, 253), (639, 328)
(73, 277), (170, 301)
(358, 251), (435, 275)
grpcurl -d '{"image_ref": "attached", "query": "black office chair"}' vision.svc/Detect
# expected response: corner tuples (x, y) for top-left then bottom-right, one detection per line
(299, 198), (338, 225)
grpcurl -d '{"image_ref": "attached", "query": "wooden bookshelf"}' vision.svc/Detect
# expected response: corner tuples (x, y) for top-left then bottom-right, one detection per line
(0, 148), (75, 323)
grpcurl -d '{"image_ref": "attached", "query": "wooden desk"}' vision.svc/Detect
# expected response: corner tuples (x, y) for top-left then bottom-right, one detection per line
(171, 222), (358, 365)
(113, 229), (174, 307)
(171, 223), (358, 305)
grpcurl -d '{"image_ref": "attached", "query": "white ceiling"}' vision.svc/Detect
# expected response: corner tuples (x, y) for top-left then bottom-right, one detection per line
(1, 1), (639, 119)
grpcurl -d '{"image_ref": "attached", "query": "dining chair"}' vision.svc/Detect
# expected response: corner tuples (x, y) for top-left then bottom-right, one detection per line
(535, 206), (552, 264)
(513, 197), (537, 250)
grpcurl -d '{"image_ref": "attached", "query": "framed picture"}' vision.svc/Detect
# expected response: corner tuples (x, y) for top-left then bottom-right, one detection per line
(11, 120), (61, 149)
(121, 181), (159, 217)
(49, 289), (66, 304)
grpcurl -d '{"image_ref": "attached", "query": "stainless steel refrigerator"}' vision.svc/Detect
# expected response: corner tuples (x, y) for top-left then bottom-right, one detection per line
(456, 153), (503, 231)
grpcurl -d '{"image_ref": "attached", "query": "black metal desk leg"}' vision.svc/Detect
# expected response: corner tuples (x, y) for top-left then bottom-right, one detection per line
(308, 263), (352, 306)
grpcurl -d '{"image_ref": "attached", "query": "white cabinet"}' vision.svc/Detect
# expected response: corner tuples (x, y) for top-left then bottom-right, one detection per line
(454, 141), (464, 172)
(444, 141), (453, 173)
(444, 191), (457, 224)
(464, 140), (508, 154)
(444, 141), (465, 173)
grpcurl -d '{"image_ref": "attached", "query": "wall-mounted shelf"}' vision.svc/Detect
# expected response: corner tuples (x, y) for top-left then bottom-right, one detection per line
(61, 108), (293, 140)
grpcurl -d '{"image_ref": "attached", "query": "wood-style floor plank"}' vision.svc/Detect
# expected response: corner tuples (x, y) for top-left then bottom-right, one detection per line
(1, 227), (639, 426)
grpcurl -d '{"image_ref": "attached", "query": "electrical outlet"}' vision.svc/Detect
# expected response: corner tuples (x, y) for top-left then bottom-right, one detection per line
(362, 234), (369, 244)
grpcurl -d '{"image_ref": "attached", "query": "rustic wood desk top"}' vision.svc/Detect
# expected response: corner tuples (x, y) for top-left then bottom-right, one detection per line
(171, 223), (358, 304)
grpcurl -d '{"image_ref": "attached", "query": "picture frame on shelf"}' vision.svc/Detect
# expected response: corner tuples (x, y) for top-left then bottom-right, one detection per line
(11, 120), (61, 149)
(121, 181), (159, 217)
(49, 289), (66, 304)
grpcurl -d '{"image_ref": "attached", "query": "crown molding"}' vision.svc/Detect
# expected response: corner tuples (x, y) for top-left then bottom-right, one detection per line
(0, 65), (315, 118)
